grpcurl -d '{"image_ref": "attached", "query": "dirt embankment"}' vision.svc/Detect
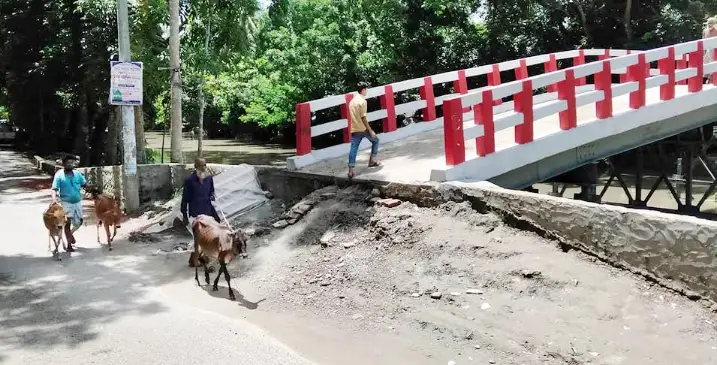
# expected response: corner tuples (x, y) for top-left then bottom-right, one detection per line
(144, 185), (717, 365)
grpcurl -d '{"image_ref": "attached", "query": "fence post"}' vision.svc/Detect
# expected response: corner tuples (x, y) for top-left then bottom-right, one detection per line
(442, 98), (465, 166)
(595, 60), (613, 119)
(488, 64), (503, 105)
(476, 90), (495, 156)
(677, 54), (688, 85)
(515, 59), (529, 80)
(713, 47), (717, 86)
(629, 54), (647, 109)
(688, 41), (704, 93)
(339, 93), (354, 143)
(659, 47), (676, 101)
(544, 54), (558, 93)
(514, 80), (534, 144)
(558, 70), (577, 130)
(380, 85), (397, 132)
(573, 49), (586, 85)
(598, 49), (610, 61)
(295, 103), (312, 155)
(620, 50), (632, 83)
(419, 76), (436, 121)
(454, 70), (470, 113)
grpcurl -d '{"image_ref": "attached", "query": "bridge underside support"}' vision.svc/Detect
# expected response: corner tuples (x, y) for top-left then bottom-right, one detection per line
(538, 125), (717, 217)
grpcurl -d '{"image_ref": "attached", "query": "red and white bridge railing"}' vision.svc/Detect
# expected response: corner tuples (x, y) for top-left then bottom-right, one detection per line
(430, 38), (717, 182)
(288, 48), (643, 170)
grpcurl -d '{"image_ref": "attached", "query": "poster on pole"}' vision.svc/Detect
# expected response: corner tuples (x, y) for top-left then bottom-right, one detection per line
(109, 61), (143, 106)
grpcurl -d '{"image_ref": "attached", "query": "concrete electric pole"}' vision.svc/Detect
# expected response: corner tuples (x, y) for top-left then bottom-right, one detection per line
(169, 0), (183, 163)
(116, 0), (140, 212)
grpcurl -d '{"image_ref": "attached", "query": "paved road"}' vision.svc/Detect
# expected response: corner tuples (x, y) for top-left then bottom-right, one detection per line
(0, 150), (314, 365)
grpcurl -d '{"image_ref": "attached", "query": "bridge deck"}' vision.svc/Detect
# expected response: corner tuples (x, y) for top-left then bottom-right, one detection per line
(301, 86), (696, 183)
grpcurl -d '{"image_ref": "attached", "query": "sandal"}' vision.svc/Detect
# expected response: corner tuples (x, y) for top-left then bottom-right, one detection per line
(368, 161), (382, 168)
(347, 171), (355, 181)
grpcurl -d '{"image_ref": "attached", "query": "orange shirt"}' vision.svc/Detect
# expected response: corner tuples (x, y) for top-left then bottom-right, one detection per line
(348, 94), (368, 133)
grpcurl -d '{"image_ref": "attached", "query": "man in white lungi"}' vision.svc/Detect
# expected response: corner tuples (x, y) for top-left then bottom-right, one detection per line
(51, 156), (87, 252)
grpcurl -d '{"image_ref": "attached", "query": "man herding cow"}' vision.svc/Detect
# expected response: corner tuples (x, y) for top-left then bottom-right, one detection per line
(51, 156), (87, 251)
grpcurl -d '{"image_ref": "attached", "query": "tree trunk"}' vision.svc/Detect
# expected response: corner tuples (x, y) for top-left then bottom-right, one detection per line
(197, 19), (210, 158)
(574, 2), (591, 45)
(73, 90), (90, 164)
(134, 105), (146, 163)
(169, 0), (183, 163)
(198, 82), (205, 158)
(623, 0), (633, 47)
(105, 107), (121, 165)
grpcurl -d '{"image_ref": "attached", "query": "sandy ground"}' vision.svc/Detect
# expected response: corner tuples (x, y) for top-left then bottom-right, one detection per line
(146, 184), (717, 365)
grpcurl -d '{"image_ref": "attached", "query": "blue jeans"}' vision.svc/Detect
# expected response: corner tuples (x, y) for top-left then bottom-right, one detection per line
(348, 131), (379, 168)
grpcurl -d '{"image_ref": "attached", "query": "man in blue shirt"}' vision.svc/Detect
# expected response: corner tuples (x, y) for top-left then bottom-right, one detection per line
(51, 156), (87, 252)
(181, 158), (220, 230)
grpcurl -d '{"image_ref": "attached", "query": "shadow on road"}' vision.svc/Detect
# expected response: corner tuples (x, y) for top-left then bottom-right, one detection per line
(0, 250), (167, 352)
(201, 285), (266, 310)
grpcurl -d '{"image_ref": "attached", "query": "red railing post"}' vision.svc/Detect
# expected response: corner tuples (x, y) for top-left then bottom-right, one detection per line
(677, 54), (688, 85)
(488, 64), (503, 105)
(442, 98), (465, 166)
(454, 70), (471, 113)
(713, 47), (717, 86)
(595, 60), (613, 119)
(380, 85), (397, 132)
(453, 70), (468, 94)
(514, 80), (534, 144)
(659, 47), (676, 101)
(295, 103), (312, 155)
(515, 59), (529, 80)
(419, 76), (437, 121)
(598, 49), (610, 61)
(573, 49), (586, 85)
(558, 70), (577, 130)
(544, 54), (558, 93)
(629, 54), (647, 109)
(620, 50), (632, 83)
(475, 90), (495, 156)
(688, 41), (704, 93)
(339, 93), (354, 143)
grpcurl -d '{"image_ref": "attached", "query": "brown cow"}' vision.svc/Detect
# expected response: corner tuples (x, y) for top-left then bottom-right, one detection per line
(43, 202), (68, 260)
(91, 192), (123, 251)
(191, 215), (247, 300)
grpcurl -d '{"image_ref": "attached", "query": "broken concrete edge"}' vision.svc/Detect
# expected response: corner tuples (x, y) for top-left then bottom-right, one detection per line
(382, 180), (717, 307)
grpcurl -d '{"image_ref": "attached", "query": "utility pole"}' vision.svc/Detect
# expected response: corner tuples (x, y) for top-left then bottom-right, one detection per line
(116, 0), (140, 212)
(169, 0), (183, 163)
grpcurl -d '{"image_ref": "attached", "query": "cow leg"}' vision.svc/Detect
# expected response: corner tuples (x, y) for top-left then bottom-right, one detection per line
(111, 225), (118, 241)
(212, 265), (221, 292)
(223, 264), (235, 301)
(204, 260), (210, 285)
(51, 235), (61, 261)
(194, 264), (201, 287)
(96, 221), (101, 243)
(105, 224), (112, 251)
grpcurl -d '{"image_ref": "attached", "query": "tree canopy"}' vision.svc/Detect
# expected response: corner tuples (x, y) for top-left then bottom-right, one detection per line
(0, 0), (715, 163)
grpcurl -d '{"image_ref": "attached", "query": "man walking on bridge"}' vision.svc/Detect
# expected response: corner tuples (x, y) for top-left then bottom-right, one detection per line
(347, 82), (381, 179)
(51, 155), (87, 252)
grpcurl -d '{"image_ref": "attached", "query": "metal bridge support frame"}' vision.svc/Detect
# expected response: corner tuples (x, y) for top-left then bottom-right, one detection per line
(573, 162), (600, 203)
